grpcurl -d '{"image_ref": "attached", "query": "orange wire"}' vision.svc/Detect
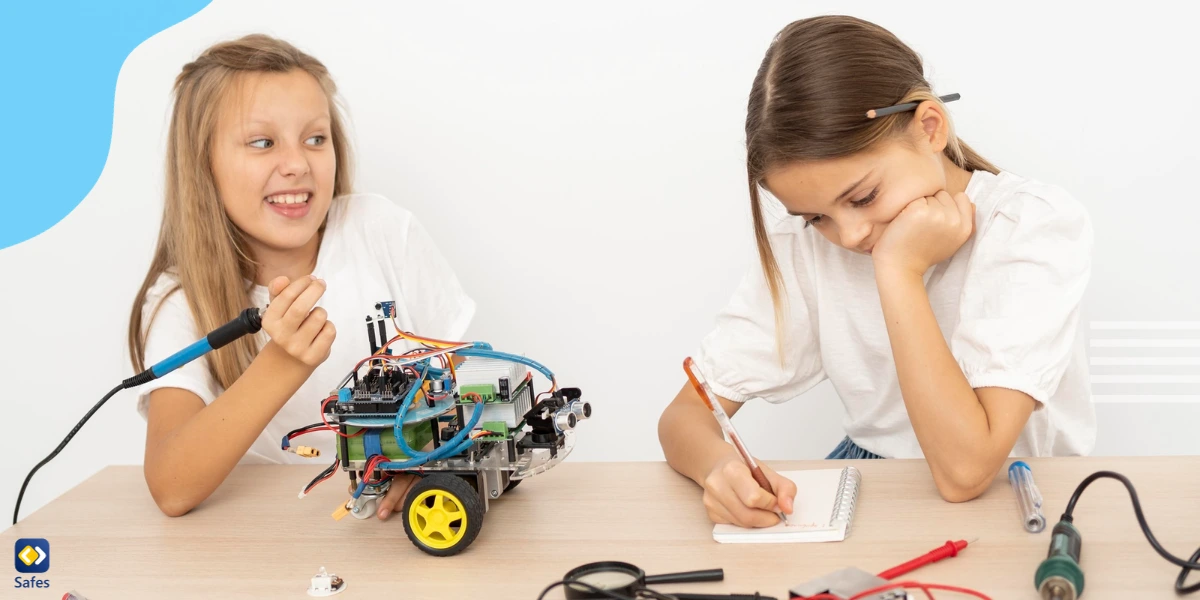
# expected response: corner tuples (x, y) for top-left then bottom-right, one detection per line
(355, 347), (450, 372)
(390, 316), (468, 348)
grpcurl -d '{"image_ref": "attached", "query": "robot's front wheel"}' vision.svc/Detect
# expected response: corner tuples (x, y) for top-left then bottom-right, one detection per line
(402, 474), (484, 556)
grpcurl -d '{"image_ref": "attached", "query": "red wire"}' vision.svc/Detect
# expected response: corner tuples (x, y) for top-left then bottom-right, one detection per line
(351, 347), (452, 374)
(923, 585), (988, 599)
(804, 581), (989, 600)
(364, 454), (392, 484)
(363, 457), (377, 482)
(303, 459), (340, 493)
(287, 425), (327, 441)
(320, 396), (368, 439)
(287, 424), (365, 447)
(851, 581), (988, 600)
(878, 540), (969, 580)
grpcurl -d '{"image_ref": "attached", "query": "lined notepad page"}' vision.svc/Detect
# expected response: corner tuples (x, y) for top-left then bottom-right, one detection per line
(712, 467), (860, 544)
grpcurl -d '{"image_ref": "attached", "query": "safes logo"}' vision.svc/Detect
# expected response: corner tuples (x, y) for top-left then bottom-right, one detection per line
(13, 538), (51, 591)
(14, 539), (48, 574)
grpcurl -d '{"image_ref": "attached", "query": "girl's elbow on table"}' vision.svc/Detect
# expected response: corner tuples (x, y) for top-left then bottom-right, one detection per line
(933, 466), (995, 503)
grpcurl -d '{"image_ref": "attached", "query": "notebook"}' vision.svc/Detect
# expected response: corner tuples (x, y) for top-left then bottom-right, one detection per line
(712, 466), (862, 544)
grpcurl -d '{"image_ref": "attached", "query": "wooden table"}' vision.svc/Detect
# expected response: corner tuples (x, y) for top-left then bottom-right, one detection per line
(3, 457), (1198, 599)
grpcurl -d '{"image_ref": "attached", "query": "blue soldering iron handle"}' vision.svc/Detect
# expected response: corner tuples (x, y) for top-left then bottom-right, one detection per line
(126, 307), (264, 386)
(15, 306), (264, 526)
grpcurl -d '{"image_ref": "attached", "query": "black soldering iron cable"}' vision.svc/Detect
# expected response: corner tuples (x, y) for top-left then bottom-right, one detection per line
(13, 307), (263, 525)
(1061, 471), (1200, 593)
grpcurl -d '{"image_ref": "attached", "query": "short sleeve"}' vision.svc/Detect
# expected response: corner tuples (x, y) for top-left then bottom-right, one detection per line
(952, 188), (1093, 405)
(693, 229), (826, 404)
(135, 275), (222, 419)
(393, 212), (477, 341)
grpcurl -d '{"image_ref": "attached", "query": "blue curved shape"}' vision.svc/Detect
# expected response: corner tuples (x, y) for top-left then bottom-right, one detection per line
(455, 347), (556, 382)
(0, 1), (212, 250)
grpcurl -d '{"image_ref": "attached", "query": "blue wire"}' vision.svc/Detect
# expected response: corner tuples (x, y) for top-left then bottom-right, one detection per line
(389, 360), (486, 464)
(377, 428), (478, 471)
(386, 393), (486, 469)
(349, 341), (547, 495)
(350, 472), (399, 500)
(392, 363), (430, 451)
(454, 347), (555, 382)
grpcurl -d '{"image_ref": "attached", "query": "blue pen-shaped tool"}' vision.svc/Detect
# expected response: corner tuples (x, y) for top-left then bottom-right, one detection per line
(1008, 461), (1046, 533)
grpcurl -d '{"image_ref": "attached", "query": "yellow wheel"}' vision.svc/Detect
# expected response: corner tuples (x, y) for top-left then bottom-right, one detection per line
(402, 474), (484, 556)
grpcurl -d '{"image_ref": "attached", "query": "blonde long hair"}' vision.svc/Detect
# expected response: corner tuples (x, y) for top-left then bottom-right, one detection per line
(128, 34), (354, 389)
(745, 16), (999, 358)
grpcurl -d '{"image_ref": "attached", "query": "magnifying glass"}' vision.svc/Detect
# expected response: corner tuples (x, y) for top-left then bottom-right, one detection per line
(561, 561), (740, 599)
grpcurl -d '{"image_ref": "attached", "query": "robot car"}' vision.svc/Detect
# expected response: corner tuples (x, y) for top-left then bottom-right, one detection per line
(284, 301), (590, 556)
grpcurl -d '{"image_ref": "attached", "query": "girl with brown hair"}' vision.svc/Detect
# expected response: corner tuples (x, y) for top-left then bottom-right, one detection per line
(659, 15), (1094, 527)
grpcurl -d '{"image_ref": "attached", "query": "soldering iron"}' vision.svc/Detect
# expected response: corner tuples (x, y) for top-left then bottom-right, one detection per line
(12, 307), (265, 525)
(1035, 470), (1200, 598)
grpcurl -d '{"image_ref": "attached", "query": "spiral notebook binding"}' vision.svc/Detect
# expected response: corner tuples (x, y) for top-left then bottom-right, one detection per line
(828, 466), (862, 534)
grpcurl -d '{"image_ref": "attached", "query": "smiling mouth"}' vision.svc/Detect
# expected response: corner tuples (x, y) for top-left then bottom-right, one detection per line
(265, 192), (311, 205)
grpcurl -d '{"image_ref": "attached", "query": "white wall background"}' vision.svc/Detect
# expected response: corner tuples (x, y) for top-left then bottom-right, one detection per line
(2, 0), (1198, 521)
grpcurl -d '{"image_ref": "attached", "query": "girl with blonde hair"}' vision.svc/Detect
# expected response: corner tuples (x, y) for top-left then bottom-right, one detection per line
(129, 34), (474, 519)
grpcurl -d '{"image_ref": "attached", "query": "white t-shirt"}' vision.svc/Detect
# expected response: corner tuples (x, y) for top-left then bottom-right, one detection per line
(135, 193), (476, 464)
(693, 169), (1096, 459)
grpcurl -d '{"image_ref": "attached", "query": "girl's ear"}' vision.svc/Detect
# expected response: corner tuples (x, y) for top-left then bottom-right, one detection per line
(910, 100), (950, 154)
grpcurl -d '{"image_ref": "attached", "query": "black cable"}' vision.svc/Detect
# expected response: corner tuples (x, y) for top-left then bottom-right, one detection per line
(536, 579), (637, 600)
(283, 422), (328, 448)
(12, 307), (263, 526)
(286, 422), (327, 437)
(303, 459), (340, 494)
(1183, 548), (1200, 596)
(535, 579), (677, 600)
(1061, 470), (1200, 594)
(13, 381), (126, 525)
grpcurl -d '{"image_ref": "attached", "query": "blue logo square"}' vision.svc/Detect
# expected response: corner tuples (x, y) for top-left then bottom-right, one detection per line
(14, 538), (49, 573)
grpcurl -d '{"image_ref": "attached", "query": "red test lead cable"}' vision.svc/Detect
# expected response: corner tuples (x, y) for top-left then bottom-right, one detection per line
(877, 539), (974, 580)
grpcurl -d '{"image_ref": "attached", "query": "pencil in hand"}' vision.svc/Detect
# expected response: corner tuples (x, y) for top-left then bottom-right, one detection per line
(684, 357), (794, 527)
(749, 464), (793, 526)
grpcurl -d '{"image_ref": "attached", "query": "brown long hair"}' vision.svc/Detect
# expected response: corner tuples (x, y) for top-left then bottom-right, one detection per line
(128, 34), (354, 389)
(745, 16), (999, 355)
